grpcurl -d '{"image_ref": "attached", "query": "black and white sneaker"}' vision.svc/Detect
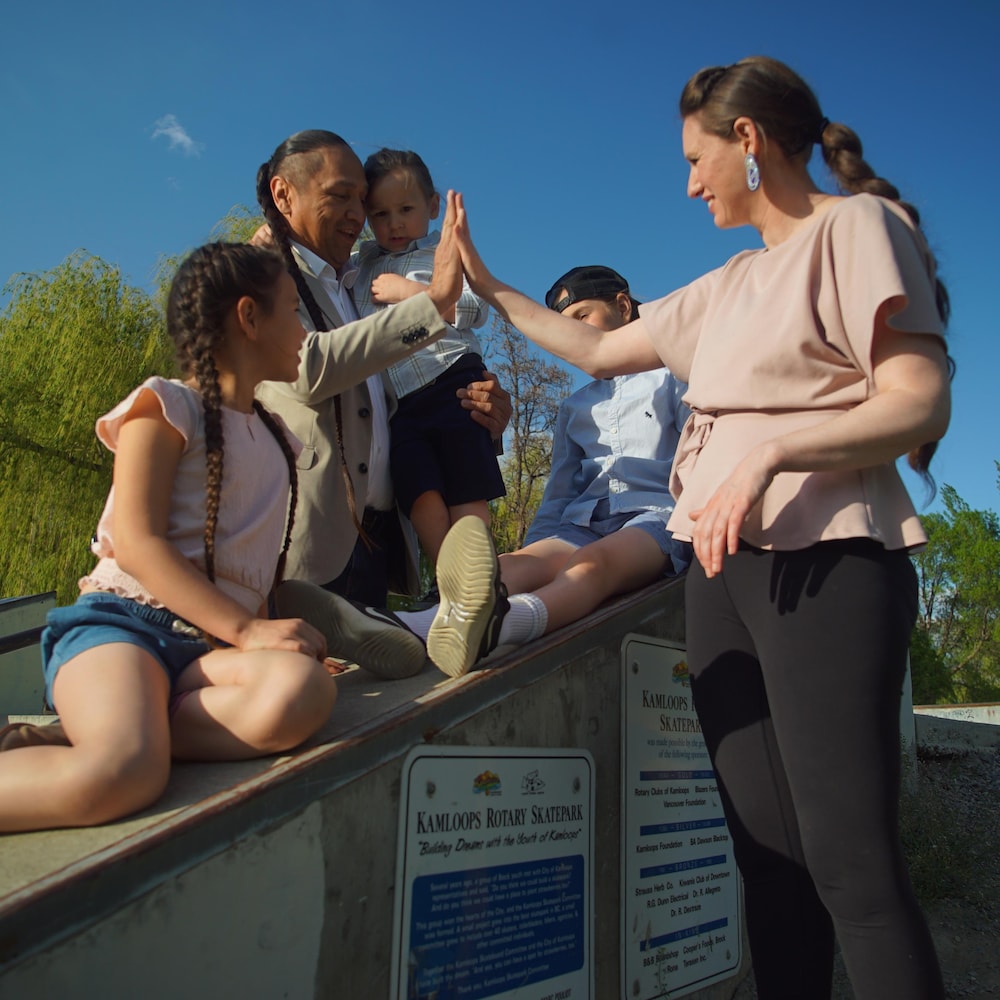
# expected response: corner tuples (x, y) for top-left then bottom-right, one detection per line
(427, 516), (509, 679)
(274, 580), (427, 680)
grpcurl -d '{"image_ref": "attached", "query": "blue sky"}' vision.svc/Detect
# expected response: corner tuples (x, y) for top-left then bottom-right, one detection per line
(3, 0), (997, 515)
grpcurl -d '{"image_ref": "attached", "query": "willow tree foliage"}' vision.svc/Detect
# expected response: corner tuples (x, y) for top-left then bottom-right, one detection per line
(910, 477), (1000, 703)
(0, 253), (174, 603)
(482, 315), (572, 553)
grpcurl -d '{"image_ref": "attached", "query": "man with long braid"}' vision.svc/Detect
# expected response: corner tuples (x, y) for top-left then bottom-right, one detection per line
(254, 131), (511, 677)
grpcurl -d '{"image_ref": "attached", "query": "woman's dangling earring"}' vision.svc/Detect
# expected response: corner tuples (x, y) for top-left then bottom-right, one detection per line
(744, 153), (760, 192)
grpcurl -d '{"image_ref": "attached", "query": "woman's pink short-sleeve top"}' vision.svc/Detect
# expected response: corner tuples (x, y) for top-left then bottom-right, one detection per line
(81, 377), (301, 612)
(639, 194), (945, 550)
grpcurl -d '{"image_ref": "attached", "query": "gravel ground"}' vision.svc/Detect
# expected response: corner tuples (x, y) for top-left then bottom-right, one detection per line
(730, 744), (1000, 999)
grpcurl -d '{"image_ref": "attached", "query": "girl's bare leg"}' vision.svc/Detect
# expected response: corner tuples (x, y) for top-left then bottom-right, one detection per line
(0, 644), (172, 832)
(169, 649), (336, 760)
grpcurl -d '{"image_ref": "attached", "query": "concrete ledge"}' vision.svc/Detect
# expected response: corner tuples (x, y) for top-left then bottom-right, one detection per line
(0, 577), (747, 998)
(914, 706), (1000, 751)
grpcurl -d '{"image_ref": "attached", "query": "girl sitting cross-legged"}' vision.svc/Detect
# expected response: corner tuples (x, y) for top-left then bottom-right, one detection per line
(0, 243), (336, 832)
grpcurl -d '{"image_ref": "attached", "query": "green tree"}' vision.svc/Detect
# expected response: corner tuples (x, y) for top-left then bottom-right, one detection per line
(911, 480), (1000, 702)
(908, 624), (955, 705)
(0, 253), (173, 603)
(482, 315), (572, 553)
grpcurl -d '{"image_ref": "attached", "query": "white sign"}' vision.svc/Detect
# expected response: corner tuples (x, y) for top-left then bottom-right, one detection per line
(621, 635), (742, 999)
(392, 746), (594, 1000)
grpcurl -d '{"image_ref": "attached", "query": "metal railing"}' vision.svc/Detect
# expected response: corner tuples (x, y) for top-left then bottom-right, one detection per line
(0, 626), (44, 656)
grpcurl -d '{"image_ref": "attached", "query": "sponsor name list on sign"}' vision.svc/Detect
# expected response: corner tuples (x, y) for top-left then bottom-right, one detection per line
(392, 747), (594, 1000)
(621, 635), (742, 1000)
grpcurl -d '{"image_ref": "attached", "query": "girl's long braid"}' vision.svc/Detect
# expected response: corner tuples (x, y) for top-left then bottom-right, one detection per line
(195, 352), (225, 585)
(168, 245), (230, 586)
(166, 242), (292, 627)
(255, 137), (371, 547)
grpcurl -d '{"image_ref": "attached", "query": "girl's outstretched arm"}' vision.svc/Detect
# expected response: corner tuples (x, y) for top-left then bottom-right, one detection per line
(451, 193), (662, 378)
(110, 389), (326, 658)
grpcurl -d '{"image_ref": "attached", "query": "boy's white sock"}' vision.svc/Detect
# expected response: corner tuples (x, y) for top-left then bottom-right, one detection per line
(395, 606), (437, 641)
(498, 593), (548, 646)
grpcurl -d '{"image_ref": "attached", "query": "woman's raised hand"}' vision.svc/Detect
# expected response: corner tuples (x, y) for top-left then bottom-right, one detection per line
(451, 193), (498, 297)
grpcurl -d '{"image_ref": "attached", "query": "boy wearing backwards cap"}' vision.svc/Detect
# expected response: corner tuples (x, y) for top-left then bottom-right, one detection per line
(405, 266), (691, 678)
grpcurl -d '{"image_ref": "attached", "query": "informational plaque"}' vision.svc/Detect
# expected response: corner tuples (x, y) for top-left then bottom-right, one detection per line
(621, 635), (742, 999)
(392, 746), (594, 1000)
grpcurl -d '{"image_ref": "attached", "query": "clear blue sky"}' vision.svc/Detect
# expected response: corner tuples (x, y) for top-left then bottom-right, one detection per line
(2, 0), (997, 515)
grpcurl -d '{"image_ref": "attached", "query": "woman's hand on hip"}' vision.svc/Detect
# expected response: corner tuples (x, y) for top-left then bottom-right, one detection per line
(689, 444), (779, 578)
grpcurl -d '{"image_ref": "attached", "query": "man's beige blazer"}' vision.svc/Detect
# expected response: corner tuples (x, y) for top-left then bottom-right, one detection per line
(256, 248), (446, 590)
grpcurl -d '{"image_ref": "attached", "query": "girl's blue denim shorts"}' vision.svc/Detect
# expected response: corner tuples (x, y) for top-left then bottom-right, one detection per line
(41, 592), (210, 709)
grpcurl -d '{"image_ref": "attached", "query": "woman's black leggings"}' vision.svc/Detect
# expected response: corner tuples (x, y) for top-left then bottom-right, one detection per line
(685, 539), (944, 1000)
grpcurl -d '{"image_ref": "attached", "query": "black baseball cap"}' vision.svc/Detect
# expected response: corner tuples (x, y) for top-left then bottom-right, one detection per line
(544, 265), (633, 313)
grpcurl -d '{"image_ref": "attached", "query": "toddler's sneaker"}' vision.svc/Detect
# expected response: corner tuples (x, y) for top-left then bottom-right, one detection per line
(427, 517), (508, 678)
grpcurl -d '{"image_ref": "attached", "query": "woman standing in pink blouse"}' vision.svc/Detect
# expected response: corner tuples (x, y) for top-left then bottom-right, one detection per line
(450, 57), (950, 1000)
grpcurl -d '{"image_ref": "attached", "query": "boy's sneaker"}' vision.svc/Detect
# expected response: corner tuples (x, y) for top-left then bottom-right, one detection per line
(427, 516), (509, 679)
(274, 580), (427, 680)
